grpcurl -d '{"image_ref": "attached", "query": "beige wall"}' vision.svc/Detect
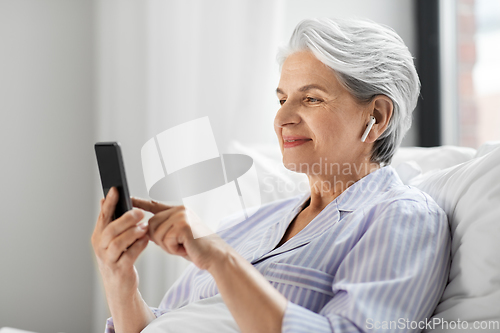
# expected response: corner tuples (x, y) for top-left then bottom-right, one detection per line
(0, 1), (95, 332)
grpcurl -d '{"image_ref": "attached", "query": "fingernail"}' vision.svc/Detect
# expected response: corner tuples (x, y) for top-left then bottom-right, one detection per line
(138, 221), (148, 229)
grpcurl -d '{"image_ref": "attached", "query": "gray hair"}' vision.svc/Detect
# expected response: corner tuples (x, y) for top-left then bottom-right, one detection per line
(277, 18), (420, 165)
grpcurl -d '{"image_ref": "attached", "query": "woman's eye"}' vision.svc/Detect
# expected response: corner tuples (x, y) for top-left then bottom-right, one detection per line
(306, 97), (321, 103)
(279, 99), (286, 105)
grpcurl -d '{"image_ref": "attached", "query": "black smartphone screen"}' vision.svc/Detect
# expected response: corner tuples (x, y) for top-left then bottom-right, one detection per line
(94, 142), (133, 220)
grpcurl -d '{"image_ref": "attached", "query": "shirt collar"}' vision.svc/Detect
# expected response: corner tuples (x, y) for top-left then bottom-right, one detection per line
(334, 165), (403, 212)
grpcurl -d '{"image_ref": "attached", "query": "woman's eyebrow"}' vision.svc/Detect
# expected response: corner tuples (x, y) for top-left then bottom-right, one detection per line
(276, 84), (328, 96)
(298, 84), (328, 93)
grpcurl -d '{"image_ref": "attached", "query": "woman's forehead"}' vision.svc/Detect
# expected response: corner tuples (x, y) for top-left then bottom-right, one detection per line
(278, 52), (342, 94)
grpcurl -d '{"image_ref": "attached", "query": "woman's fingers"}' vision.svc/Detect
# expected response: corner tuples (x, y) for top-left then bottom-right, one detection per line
(147, 206), (184, 235)
(100, 209), (145, 249)
(149, 209), (192, 258)
(162, 223), (190, 257)
(132, 197), (171, 214)
(149, 212), (177, 247)
(105, 223), (149, 263)
(119, 235), (150, 267)
(97, 187), (119, 230)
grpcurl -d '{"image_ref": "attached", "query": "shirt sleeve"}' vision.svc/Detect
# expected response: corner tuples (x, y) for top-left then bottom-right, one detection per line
(281, 198), (451, 333)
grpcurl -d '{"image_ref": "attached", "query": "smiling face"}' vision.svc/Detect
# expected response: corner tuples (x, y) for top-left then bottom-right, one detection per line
(274, 51), (373, 175)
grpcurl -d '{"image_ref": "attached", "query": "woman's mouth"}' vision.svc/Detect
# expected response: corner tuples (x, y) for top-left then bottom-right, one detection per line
(282, 137), (312, 148)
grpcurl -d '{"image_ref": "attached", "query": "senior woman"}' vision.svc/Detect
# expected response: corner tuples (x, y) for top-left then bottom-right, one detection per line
(92, 18), (450, 332)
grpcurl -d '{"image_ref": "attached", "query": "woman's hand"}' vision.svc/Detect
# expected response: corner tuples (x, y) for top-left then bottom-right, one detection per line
(132, 198), (288, 333)
(91, 187), (149, 297)
(132, 198), (230, 271)
(91, 187), (156, 332)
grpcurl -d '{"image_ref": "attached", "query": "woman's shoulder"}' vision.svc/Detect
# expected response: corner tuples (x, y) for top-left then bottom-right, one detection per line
(367, 182), (449, 240)
(366, 165), (443, 213)
(384, 181), (445, 216)
(352, 166), (449, 236)
(345, 165), (443, 216)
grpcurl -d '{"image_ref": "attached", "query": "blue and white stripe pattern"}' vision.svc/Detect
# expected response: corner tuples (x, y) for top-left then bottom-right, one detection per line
(106, 165), (451, 332)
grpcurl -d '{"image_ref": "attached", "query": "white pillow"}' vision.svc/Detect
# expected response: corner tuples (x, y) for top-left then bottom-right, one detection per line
(474, 141), (500, 158)
(391, 145), (477, 185)
(408, 147), (500, 332)
(141, 294), (239, 333)
(391, 145), (476, 173)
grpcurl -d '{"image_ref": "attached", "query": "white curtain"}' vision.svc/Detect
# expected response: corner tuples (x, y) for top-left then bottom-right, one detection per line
(92, 0), (284, 330)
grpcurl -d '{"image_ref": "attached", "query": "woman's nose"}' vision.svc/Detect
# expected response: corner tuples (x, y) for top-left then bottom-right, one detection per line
(274, 101), (301, 129)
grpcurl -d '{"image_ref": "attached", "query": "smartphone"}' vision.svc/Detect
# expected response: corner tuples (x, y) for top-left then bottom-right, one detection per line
(94, 142), (133, 220)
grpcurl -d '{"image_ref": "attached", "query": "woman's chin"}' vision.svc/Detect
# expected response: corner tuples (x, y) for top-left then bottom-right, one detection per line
(282, 158), (308, 174)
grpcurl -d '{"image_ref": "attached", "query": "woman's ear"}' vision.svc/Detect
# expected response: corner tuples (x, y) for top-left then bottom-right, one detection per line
(363, 95), (393, 143)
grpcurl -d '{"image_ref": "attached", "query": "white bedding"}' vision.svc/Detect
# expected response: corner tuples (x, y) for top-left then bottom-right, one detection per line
(141, 294), (240, 333)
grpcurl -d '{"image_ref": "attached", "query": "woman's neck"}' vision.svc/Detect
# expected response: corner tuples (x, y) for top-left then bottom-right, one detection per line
(305, 160), (380, 213)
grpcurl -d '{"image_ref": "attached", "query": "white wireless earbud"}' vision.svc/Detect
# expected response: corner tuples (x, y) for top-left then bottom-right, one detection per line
(361, 116), (376, 142)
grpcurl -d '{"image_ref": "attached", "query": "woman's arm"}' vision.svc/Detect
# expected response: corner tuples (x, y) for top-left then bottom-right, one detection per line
(132, 198), (288, 333)
(207, 246), (288, 333)
(92, 188), (156, 333)
(104, 288), (156, 333)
